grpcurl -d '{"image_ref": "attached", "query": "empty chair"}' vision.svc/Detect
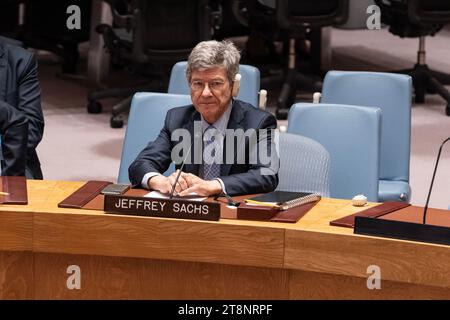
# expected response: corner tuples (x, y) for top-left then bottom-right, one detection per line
(168, 61), (263, 108)
(287, 103), (381, 202)
(320, 70), (412, 202)
(87, 0), (212, 128)
(244, 0), (349, 119)
(275, 132), (330, 197)
(118, 92), (192, 183)
(375, 0), (450, 115)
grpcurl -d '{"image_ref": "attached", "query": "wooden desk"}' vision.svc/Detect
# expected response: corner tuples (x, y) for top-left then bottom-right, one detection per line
(1, 180), (449, 299)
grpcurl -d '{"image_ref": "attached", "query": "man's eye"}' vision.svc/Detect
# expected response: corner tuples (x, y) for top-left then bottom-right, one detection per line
(211, 82), (223, 88)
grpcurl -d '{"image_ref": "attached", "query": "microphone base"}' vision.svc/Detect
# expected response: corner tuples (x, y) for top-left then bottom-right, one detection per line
(355, 216), (450, 246)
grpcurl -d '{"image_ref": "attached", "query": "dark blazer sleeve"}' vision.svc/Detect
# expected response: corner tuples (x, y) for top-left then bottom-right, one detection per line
(128, 110), (175, 186)
(16, 52), (44, 151)
(220, 111), (279, 195)
(0, 101), (28, 176)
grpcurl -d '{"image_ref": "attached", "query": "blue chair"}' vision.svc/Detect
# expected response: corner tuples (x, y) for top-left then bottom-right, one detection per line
(168, 61), (261, 108)
(320, 70), (412, 202)
(117, 92), (192, 183)
(287, 103), (381, 202)
(275, 133), (331, 197)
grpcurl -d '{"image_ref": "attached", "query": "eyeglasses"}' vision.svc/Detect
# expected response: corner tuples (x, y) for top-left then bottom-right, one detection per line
(190, 80), (226, 92)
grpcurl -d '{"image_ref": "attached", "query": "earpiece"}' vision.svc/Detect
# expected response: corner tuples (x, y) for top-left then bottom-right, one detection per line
(232, 73), (241, 97)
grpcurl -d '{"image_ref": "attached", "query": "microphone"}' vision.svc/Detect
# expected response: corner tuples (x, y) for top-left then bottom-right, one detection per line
(170, 132), (200, 199)
(423, 136), (450, 224)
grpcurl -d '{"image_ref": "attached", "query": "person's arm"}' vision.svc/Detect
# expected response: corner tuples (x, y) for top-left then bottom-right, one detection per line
(128, 111), (175, 187)
(17, 53), (44, 151)
(220, 113), (279, 195)
(0, 102), (28, 176)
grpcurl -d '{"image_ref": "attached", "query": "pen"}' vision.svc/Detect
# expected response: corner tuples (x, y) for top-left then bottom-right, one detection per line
(0, 192), (10, 196)
(244, 199), (280, 208)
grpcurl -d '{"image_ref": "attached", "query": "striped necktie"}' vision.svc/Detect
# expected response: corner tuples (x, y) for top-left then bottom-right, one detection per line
(202, 125), (221, 180)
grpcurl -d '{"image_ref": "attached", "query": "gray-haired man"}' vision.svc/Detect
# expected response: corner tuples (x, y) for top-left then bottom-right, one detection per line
(129, 40), (278, 196)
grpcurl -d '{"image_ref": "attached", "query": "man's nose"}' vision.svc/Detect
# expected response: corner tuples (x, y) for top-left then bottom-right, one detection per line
(201, 84), (213, 96)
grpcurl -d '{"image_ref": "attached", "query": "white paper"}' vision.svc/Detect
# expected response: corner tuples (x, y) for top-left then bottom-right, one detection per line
(144, 191), (207, 202)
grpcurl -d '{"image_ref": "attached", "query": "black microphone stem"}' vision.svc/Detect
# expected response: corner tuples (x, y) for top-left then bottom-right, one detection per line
(170, 133), (200, 199)
(423, 136), (450, 224)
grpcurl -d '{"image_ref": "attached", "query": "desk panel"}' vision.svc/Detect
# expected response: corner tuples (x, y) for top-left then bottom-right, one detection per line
(1, 180), (449, 299)
(33, 212), (285, 268)
(34, 253), (289, 299)
(285, 229), (450, 289)
(0, 251), (33, 299)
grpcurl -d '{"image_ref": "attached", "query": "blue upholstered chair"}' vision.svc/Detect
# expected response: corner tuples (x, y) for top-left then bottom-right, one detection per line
(287, 103), (381, 202)
(320, 71), (412, 202)
(117, 92), (192, 183)
(275, 133), (331, 197)
(168, 61), (262, 108)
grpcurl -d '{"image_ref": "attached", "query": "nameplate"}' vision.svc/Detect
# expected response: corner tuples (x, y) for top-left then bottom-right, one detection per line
(104, 195), (220, 221)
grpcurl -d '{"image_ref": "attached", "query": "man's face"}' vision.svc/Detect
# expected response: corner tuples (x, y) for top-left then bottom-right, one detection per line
(190, 67), (232, 124)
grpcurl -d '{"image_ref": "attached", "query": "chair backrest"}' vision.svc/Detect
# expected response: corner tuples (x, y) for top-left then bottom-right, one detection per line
(103, 0), (212, 81)
(168, 61), (261, 107)
(321, 71), (412, 183)
(135, 0), (211, 60)
(375, 0), (450, 37)
(118, 92), (193, 183)
(276, 0), (349, 30)
(275, 132), (331, 197)
(416, 0), (450, 23)
(287, 103), (381, 201)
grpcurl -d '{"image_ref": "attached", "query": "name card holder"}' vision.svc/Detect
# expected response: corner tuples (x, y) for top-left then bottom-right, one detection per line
(104, 195), (221, 221)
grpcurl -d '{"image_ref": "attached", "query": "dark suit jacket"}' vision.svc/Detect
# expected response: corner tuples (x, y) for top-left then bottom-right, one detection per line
(0, 39), (44, 179)
(0, 102), (28, 176)
(129, 100), (279, 195)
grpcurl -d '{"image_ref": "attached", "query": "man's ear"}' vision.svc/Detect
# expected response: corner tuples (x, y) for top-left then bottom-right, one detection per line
(232, 74), (241, 97)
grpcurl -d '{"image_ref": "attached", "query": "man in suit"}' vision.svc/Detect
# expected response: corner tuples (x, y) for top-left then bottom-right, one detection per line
(0, 102), (28, 176)
(0, 36), (44, 179)
(129, 40), (278, 196)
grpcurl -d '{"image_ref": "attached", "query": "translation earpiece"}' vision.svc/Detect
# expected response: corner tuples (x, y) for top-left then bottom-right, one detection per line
(232, 73), (241, 97)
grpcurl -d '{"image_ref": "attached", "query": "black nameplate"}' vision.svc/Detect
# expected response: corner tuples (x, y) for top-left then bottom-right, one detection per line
(104, 195), (220, 221)
(354, 216), (450, 246)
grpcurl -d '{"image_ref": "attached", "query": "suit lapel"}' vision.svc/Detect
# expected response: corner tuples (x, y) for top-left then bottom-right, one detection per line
(0, 42), (7, 101)
(221, 101), (245, 176)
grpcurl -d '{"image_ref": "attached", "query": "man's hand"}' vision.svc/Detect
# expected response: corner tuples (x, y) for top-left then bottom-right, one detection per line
(177, 173), (223, 197)
(148, 170), (189, 195)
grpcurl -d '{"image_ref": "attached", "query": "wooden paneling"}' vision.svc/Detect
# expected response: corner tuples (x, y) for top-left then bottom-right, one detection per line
(0, 211), (33, 251)
(33, 213), (285, 268)
(289, 270), (450, 299)
(285, 229), (450, 289)
(34, 253), (289, 299)
(0, 251), (33, 299)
